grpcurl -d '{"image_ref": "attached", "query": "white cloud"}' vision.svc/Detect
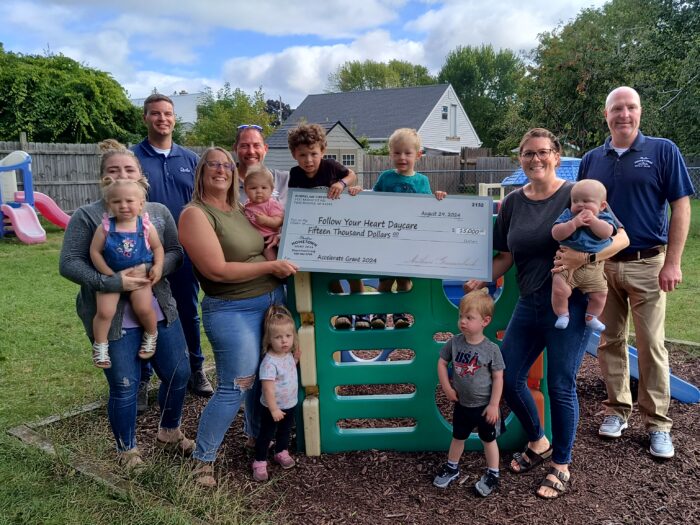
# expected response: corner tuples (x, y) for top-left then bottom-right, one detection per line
(406, 0), (608, 67)
(222, 30), (427, 106)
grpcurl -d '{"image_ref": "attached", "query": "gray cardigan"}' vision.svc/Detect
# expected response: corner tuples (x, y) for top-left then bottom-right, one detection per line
(59, 200), (183, 341)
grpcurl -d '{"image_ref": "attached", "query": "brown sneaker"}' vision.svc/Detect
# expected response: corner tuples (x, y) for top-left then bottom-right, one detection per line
(189, 369), (214, 397)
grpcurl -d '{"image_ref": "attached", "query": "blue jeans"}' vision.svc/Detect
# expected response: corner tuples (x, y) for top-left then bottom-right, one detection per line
(103, 318), (190, 452)
(501, 282), (588, 465)
(193, 286), (285, 463)
(140, 257), (202, 382)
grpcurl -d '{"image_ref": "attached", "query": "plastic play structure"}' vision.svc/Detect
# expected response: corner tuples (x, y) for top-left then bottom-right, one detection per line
(289, 265), (546, 456)
(0, 151), (70, 244)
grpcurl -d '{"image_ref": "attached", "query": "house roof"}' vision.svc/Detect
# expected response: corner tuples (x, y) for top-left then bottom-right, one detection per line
(267, 84), (452, 147)
(267, 120), (363, 149)
(501, 157), (582, 186)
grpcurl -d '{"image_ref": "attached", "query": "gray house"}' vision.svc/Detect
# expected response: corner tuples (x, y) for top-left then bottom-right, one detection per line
(268, 84), (481, 155)
(264, 120), (364, 174)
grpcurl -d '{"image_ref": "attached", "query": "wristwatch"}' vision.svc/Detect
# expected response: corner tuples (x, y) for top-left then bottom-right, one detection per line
(587, 252), (597, 263)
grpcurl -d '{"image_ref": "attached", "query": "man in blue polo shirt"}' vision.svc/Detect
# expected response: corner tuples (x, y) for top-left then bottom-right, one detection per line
(578, 86), (694, 459)
(132, 94), (213, 406)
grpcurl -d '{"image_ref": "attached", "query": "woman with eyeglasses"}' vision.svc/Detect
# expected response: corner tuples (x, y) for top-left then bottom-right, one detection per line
(178, 147), (298, 487)
(465, 128), (628, 499)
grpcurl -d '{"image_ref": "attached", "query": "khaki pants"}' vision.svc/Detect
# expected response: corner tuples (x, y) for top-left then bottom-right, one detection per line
(599, 253), (671, 431)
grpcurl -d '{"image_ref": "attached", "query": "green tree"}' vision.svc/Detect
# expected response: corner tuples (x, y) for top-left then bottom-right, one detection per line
(0, 45), (143, 143)
(327, 59), (435, 92)
(438, 45), (525, 152)
(507, 0), (700, 155)
(185, 84), (273, 147)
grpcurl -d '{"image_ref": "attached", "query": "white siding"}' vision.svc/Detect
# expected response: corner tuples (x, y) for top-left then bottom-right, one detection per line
(417, 85), (481, 153)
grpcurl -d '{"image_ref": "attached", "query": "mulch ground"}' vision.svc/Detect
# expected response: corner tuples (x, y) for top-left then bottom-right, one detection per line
(134, 347), (700, 525)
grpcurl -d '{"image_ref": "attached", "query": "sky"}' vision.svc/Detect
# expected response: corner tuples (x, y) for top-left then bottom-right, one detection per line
(1, 0), (608, 107)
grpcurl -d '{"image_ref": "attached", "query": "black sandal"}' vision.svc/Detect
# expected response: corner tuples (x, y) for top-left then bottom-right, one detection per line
(509, 445), (553, 473)
(536, 466), (570, 499)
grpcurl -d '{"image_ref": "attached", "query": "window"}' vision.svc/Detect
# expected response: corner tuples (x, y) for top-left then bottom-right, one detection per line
(342, 154), (355, 166)
(324, 154), (337, 160)
(442, 106), (448, 120)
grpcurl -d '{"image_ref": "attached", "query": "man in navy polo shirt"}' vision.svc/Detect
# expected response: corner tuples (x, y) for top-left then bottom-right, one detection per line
(578, 86), (694, 459)
(132, 94), (213, 404)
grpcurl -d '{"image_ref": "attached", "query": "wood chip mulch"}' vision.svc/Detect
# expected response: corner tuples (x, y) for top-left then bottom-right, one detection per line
(136, 347), (700, 525)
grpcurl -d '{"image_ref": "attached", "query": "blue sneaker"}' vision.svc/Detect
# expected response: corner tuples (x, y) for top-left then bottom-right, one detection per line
(433, 464), (459, 488)
(649, 431), (674, 458)
(598, 415), (628, 438)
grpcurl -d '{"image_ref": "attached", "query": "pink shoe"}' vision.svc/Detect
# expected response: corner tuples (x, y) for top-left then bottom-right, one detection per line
(273, 450), (296, 469)
(252, 460), (268, 481)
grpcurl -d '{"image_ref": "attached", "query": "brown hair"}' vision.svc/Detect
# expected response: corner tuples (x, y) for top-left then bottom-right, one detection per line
(287, 123), (327, 152)
(518, 128), (562, 156)
(262, 304), (299, 356)
(143, 93), (174, 115)
(190, 147), (240, 208)
(97, 139), (143, 179)
(459, 289), (494, 319)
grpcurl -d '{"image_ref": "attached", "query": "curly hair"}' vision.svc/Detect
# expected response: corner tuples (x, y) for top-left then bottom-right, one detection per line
(287, 123), (327, 152)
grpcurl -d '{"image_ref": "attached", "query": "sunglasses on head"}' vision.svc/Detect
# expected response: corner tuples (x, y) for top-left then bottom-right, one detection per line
(237, 124), (263, 131)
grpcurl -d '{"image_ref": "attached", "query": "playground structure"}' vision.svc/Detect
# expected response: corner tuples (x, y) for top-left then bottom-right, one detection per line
(0, 151), (70, 244)
(290, 268), (548, 456)
(290, 268), (699, 456)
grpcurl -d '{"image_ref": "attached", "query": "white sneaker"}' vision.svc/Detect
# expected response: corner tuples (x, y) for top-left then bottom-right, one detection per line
(649, 431), (674, 458)
(598, 415), (628, 438)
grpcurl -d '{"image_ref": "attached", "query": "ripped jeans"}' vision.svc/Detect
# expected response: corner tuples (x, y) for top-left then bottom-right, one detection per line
(193, 286), (285, 463)
(102, 318), (190, 452)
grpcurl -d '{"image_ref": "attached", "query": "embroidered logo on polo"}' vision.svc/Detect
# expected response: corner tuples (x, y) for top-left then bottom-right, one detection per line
(634, 157), (654, 168)
(179, 167), (192, 173)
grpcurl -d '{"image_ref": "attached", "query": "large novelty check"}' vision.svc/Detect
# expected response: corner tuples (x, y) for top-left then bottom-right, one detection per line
(278, 189), (493, 281)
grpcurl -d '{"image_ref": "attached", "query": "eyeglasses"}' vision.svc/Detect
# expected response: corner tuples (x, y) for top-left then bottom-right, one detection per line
(205, 161), (234, 171)
(237, 124), (263, 131)
(521, 149), (556, 161)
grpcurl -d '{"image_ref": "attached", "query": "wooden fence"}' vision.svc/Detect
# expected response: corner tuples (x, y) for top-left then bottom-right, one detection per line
(0, 140), (697, 214)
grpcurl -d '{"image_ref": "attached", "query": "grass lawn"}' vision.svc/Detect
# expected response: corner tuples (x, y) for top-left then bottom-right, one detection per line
(0, 202), (698, 523)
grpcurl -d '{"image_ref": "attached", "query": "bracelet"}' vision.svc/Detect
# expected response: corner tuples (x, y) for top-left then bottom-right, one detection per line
(337, 179), (347, 188)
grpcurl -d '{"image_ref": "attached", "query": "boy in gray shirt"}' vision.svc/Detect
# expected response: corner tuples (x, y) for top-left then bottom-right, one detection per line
(433, 289), (505, 497)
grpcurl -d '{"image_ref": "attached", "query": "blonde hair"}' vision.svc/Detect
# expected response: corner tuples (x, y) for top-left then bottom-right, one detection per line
(262, 305), (299, 356)
(388, 128), (421, 152)
(190, 147), (241, 209)
(459, 289), (494, 319)
(98, 139), (143, 178)
(100, 177), (149, 202)
(244, 164), (274, 189)
(572, 179), (607, 203)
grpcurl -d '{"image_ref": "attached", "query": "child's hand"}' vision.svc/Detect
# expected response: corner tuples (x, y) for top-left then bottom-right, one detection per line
(442, 386), (459, 402)
(271, 408), (285, 422)
(149, 264), (163, 284)
(327, 181), (345, 199)
(293, 346), (301, 363)
(348, 185), (363, 196)
(254, 212), (275, 227)
(574, 209), (594, 227)
(482, 404), (499, 425)
(435, 191), (447, 200)
(463, 279), (486, 293)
